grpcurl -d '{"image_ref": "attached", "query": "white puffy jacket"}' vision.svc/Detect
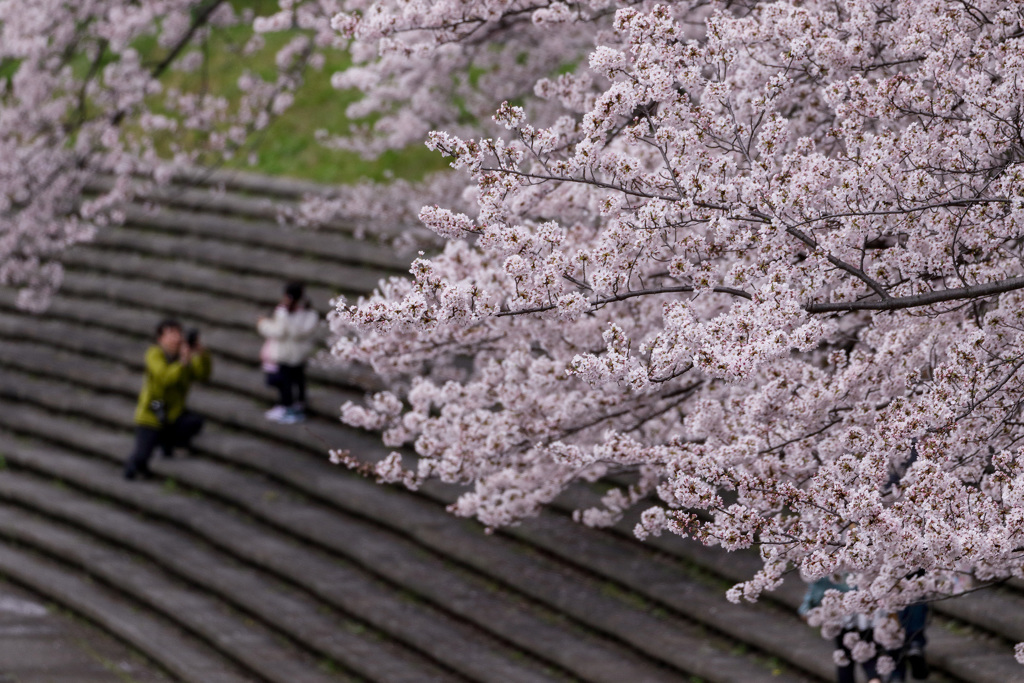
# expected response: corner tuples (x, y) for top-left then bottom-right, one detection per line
(257, 304), (319, 366)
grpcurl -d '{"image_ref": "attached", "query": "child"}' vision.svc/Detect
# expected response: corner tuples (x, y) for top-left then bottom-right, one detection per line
(257, 282), (319, 424)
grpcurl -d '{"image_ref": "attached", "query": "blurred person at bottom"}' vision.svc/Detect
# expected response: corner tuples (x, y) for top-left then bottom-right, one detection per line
(124, 319), (212, 480)
(800, 575), (882, 683)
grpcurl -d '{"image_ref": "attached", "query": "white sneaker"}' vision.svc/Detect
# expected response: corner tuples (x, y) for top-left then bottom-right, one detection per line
(264, 405), (288, 421)
(279, 407), (306, 424)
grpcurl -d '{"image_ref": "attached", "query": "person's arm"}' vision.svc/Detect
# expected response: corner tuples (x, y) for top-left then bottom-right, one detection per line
(189, 347), (212, 382)
(145, 346), (192, 391)
(797, 588), (815, 617)
(798, 578), (828, 617)
(257, 306), (287, 338)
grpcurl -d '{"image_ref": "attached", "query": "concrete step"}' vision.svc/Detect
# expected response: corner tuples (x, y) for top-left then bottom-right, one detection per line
(497, 511), (833, 678)
(0, 528), (283, 683)
(64, 245), (341, 314)
(0, 465), (475, 683)
(0, 580), (170, 683)
(0, 361), (808, 683)
(90, 168), (336, 202)
(118, 203), (412, 270)
(91, 223), (386, 295)
(576, 499), (1024, 683)
(1, 328), (1006, 681)
(4, 328), (1011, 679)
(88, 172), (435, 244)
(0, 499), (356, 683)
(0, 429), (562, 683)
(59, 268), (324, 333)
(0, 338), (893, 676)
(84, 171), (444, 248)
(0, 373), (755, 683)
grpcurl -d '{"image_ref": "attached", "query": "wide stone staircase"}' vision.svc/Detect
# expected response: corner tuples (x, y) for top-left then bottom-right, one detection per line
(0, 171), (1022, 682)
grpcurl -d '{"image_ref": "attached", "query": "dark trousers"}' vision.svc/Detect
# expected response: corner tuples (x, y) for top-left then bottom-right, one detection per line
(901, 602), (928, 649)
(267, 363), (306, 407)
(125, 411), (203, 476)
(835, 628), (879, 683)
(889, 603), (929, 681)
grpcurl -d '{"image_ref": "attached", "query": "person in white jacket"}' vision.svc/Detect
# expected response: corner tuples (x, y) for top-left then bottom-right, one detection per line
(258, 281), (319, 424)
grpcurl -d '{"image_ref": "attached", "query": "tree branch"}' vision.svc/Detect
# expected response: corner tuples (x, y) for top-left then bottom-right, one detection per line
(151, 0), (227, 81)
(496, 284), (753, 317)
(111, 0), (227, 126)
(785, 225), (892, 300)
(806, 275), (1024, 313)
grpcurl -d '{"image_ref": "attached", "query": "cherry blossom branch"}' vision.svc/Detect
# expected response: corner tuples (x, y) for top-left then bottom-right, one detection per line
(479, 165), (733, 213)
(329, 1), (1024, 644)
(495, 284), (753, 317)
(152, 0), (227, 80)
(806, 275), (1024, 313)
(784, 198), (1011, 232)
(110, 0), (228, 126)
(784, 225), (892, 300)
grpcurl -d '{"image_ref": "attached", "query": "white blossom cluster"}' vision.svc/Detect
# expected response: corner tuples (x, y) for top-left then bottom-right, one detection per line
(323, 0), (1024, 654)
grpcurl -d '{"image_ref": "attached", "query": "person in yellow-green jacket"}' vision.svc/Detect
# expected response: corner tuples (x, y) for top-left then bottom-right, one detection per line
(124, 318), (212, 480)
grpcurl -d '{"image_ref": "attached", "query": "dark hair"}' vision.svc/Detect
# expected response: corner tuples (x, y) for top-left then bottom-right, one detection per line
(155, 318), (182, 339)
(284, 281), (305, 302)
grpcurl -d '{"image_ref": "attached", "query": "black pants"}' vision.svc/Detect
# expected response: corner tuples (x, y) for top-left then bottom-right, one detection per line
(125, 411), (203, 476)
(889, 603), (929, 681)
(267, 363), (306, 407)
(835, 628), (879, 683)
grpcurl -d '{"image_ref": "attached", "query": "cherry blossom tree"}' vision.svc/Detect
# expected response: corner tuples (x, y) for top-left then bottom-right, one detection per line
(10, 0), (1024, 660)
(0, 0), (333, 310)
(321, 0), (1024, 655)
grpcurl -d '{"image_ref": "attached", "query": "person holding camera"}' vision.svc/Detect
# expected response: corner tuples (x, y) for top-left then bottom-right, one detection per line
(123, 318), (212, 480)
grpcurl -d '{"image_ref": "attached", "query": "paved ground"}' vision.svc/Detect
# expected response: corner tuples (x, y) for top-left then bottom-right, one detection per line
(0, 581), (168, 683)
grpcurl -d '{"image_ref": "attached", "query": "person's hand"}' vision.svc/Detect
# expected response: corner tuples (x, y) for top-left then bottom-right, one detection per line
(178, 340), (193, 363)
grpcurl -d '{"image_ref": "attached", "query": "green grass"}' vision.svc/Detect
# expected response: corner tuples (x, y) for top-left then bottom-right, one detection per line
(136, 0), (449, 185)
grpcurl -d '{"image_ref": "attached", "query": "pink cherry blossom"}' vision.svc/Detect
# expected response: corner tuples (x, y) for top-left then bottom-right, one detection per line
(319, 0), (1024, 655)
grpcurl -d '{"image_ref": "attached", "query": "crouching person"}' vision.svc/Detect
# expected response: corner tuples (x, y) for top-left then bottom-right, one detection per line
(124, 319), (212, 480)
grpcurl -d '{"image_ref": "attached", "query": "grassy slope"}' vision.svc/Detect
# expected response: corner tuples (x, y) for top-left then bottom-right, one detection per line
(149, 0), (448, 185)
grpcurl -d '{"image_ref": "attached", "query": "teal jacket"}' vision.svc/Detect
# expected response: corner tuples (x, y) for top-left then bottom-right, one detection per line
(134, 346), (212, 428)
(798, 576), (851, 616)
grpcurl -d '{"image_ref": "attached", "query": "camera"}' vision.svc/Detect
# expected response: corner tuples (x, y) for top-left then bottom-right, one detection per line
(149, 399), (167, 425)
(186, 328), (199, 348)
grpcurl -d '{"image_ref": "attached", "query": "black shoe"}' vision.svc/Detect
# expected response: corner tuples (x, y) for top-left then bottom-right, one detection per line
(124, 466), (154, 481)
(907, 647), (929, 679)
